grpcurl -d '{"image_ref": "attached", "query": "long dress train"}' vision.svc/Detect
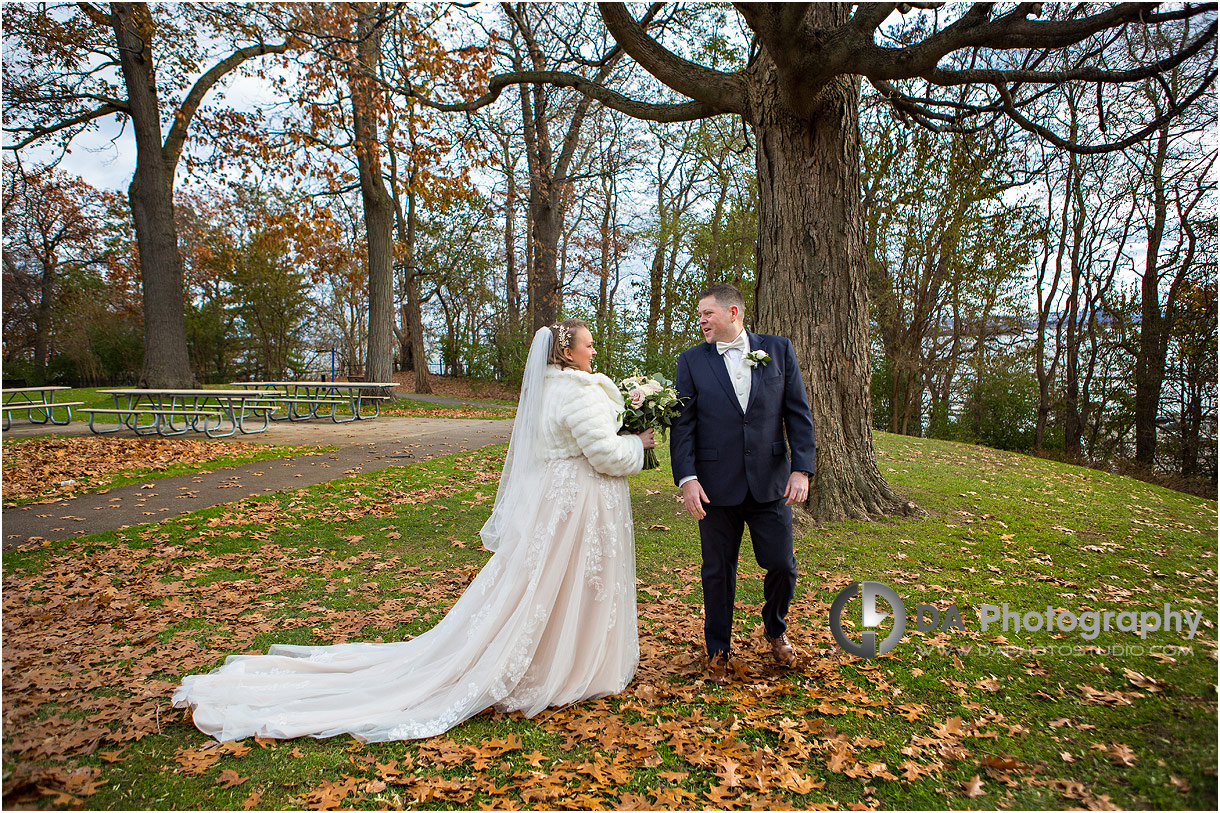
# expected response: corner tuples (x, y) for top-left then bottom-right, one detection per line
(172, 454), (637, 742)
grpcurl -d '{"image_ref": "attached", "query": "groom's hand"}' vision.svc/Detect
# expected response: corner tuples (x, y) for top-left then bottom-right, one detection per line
(681, 480), (710, 520)
(783, 471), (810, 506)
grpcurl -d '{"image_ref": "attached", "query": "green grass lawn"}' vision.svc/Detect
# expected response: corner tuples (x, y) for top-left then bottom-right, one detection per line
(378, 398), (515, 419)
(47, 385), (515, 420)
(1, 432), (1214, 810)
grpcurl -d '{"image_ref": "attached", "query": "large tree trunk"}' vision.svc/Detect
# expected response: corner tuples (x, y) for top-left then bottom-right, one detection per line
(750, 56), (912, 521)
(1063, 149), (1087, 459)
(404, 184), (431, 394)
(34, 258), (54, 377)
(1134, 128), (1170, 468)
(1181, 363), (1202, 477)
(528, 187), (562, 331)
(112, 3), (193, 388)
(1064, 274), (1082, 458)
(520, 76), (558, 331)
(511, 8), (616, 333)
(504, 151), (519, 329)
(386, 101), (428, 395)
(708, 183), (726, 283)
(395, 303), (413, 371)
(351, 5), (395, 394)
(645, 240), (664, 372)
(596, 176), (612, 352)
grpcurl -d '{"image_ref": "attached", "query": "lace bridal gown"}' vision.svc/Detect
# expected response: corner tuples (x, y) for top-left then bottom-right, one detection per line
(173, 329), (645, 742)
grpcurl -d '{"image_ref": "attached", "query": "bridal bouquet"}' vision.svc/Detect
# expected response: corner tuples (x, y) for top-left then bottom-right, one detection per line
(619, 374), (682, 470)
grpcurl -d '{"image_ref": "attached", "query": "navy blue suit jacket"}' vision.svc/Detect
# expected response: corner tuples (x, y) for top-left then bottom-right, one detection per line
(670, 332), (815, 506)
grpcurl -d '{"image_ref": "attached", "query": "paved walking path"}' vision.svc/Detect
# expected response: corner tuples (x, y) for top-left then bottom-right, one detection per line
(1, 415), (513, 551)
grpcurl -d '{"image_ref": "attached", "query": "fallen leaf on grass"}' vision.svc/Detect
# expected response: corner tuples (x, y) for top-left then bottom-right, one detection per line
(932, 716), (965, 738)
(62, 766), (104, 796)
(1079, 684), (1134, 706)
(963, 774), (985, 797)
(616, 791), (652, 810)
(216, 769), (248, 789)
(779, 773), (825, 794)
(298, 777), (365, 810)
(215, 740), (251, 757)
(975, 676), (1001, 692)
(1106, 742), (1137, 767)
(481, 734), (523, 755)
(981, 755), (1020, 771)
(175, 747), (220, 774)
(1124, 668), (1169, 693)
(1, 437), (314, 504)
(827, 747), (853, 773)
(702, 784), (737, 807)
(715, 756), (743, 788)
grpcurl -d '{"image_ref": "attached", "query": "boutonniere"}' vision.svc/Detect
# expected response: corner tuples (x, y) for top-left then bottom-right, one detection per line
(744, 349), (771, 368)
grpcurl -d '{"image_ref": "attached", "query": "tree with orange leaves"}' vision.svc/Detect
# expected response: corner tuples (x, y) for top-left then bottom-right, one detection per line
(3, 162), (106, 379)
(3, 161), (141, 384)
(269, 4), (490, 394)
(3, 3), (296, 387)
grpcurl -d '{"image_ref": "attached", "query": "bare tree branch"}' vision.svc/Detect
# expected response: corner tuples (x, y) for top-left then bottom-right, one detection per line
(849, 3), (1214, 80)
(849, 3), (901, 35)
(395, 69), (722, 123)
(163, 38), (295, 171)
(917, 22), (1217, 86)
(597, 2), (749, 117)
(76, 1), (108, 27)
(996, 69), (1217, 154)
(3, 103), (127, 151)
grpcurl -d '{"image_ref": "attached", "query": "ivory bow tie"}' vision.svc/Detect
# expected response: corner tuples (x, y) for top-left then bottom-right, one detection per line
(716, 334), (748, 355)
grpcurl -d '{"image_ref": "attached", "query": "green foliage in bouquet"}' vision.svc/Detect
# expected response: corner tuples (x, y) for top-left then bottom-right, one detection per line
(618, 373), (684, 470)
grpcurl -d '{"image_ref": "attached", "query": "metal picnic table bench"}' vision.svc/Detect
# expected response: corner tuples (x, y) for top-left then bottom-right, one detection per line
(84, 389), (282, 438)
(2, 386), (84, 431)
(229, 381), (395, 423)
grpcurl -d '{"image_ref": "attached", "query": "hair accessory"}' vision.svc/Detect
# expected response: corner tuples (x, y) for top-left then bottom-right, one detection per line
(553, 323), (570, 349)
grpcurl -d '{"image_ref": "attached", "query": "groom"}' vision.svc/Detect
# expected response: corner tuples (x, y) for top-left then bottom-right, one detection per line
(670, 284), (815, 676)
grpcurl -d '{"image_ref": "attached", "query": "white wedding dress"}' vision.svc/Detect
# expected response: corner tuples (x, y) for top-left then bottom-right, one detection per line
(173, 330), (644, 742)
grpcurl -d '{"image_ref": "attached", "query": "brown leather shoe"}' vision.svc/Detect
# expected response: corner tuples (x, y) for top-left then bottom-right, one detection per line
(706, 654), (731, 684)
(766, 633), (797, 667)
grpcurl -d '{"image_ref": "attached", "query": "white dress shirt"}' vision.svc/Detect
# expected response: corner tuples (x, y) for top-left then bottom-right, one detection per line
(680, 330), (751, 488)
(720, 331), (752, 412)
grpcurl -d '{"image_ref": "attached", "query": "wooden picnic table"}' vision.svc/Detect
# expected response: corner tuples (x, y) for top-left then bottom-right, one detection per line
(230, 381), (395, 423)
(88, 389), (282, 438)
(2, 385), (83, 431)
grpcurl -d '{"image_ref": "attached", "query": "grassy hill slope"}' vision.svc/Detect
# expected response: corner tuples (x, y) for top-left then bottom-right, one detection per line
(2, 431), (1214, 809)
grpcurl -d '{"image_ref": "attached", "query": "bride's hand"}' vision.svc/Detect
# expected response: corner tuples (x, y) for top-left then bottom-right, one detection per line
(637, 429), (655, 449)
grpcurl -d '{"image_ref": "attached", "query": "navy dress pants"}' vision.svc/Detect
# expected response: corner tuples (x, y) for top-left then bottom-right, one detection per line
(698, 490), (797, 658)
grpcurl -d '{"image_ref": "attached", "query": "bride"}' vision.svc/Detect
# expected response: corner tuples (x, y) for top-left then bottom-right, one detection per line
(173, 322), (654, 742)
